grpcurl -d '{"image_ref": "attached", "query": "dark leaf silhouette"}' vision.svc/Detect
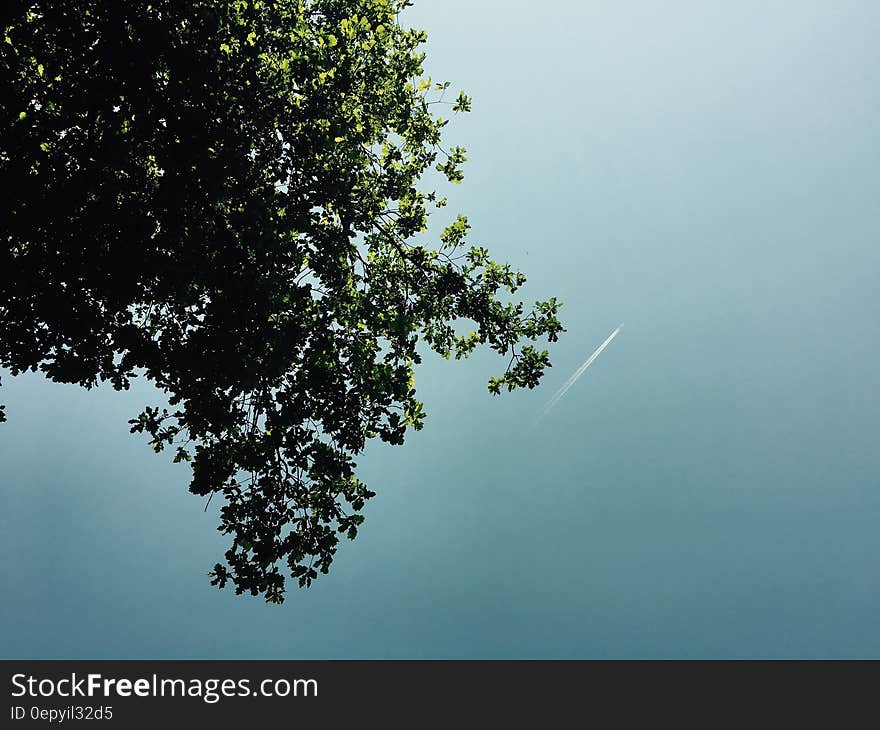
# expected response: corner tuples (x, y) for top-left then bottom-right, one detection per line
(0, 0), (563, 602)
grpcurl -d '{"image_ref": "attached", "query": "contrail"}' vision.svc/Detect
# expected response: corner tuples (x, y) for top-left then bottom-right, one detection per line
(536, 324), (622, 422)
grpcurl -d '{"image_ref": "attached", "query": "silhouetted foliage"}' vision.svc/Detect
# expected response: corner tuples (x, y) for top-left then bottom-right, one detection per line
(0, 0), (563, 601)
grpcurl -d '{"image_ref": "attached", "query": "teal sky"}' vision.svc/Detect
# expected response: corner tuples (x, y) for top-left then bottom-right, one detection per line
(3, 1), (879, 658)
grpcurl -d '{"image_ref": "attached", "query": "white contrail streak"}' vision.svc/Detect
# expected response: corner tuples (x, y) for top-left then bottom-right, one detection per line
(536, 324), (622, 422)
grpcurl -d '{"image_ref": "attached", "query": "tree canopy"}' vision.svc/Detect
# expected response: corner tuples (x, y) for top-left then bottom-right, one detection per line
(0, 0), (563, 602)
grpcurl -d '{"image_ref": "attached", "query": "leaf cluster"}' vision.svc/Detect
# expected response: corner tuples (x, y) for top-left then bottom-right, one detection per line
(0, 0), (563, 601)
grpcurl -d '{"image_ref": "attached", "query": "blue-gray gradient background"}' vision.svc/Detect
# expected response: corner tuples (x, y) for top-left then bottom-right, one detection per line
(3, 1), (879, 658)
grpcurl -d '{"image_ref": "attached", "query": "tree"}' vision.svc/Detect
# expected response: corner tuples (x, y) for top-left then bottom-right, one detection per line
(0, 0), (563, 602)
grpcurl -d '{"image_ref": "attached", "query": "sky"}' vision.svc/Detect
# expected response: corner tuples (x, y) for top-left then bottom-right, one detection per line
(2, 0), (879, 658)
